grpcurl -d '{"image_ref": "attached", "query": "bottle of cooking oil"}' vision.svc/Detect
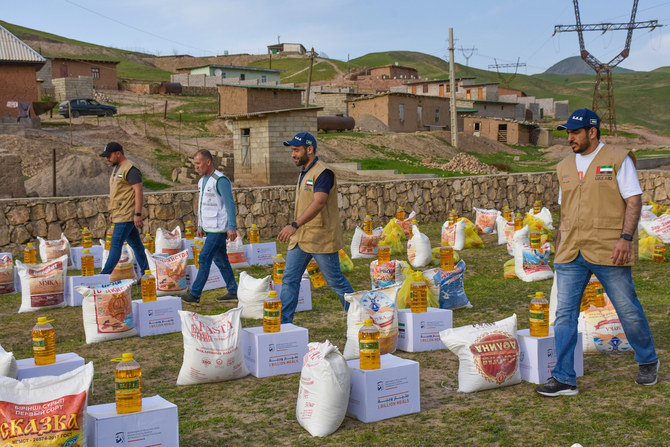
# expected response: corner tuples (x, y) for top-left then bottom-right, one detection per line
(529, 292), (549, 337)
(113, 353), (142, 414)
(592, 280), (606, 307)
(32, 317), (56, 366)
(105, 224), (115, 251)
(410, 279), (428, 313)
(514, 213), (523, 231)
(363, 215), (373, 235)
(272, 254), (285, 284)
(263, 291), (282, 333)
(184, 221), (195, 240)
(192, 240), (202, 269)
(502, 205), (512, 222)
(143, 233), (155, 254)
(81, 227), (92, 249)
(24, 242), (37, 264)
(81, 249), (95, 276)
(396, 206), (405, 221)
(306, 258), (326, 288)
(358, 318), (380, 370)
(530, 231), (541, 249)
(580, 286), (592, 312)
(377, 242), (391, 264)
(533, 200), (542, 214)
(653, 243), (665, 263)
(448, 209), (458, 226)
(440, 244), (454, 270)
(141, 270), (156, 302)
(248, 224), (260, 244)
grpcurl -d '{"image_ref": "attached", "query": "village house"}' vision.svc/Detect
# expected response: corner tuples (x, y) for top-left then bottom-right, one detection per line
(463, 116), (552, 146)
(36, 57), (119, 92)
(267, 43), (307, 56)
(217, 84), (303, 116)
(177, 64), (281, 84)
(395, 77), (499, 101)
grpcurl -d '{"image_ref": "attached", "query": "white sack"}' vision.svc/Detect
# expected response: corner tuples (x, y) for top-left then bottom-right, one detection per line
(350, 226), (383, 259)
(77, 279), (137, 344)
(237, 271), (272, 319)
(407, 225), (432, 268)
(16, 255), (68, 313)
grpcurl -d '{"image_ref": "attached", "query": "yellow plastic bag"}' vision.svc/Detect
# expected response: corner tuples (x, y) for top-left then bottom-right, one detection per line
(638, 236), (660, 261)
(338, 249), (354, 273)
(503, 258), (517, 279)
(397, 268), (439, 309)
(524, 213), (553, 242)
(381, 218), (405, 255)
(462, 218), (484, 249)
(430, 247), (461, 267)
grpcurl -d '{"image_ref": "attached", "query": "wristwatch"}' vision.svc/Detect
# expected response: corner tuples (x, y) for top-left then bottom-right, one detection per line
(291, 221), (299, 229)
(620, 233), (633, 241)
(135, 213), (142, 217)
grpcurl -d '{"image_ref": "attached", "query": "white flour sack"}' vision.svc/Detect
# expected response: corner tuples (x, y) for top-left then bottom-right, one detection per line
(395, 210), (417, 238)
(37, 233), (73, 267)
(0, 254), (15, 294)
(441, 219), (465, 251)
(77, 279), (137, 344)
(156, 226), (182, 255)
(641, 214), (670, 243)
(177, 308), (249, 385)
(147, 250), (188, 296)
(0, 362), (93, 447)
(0, 344), (17, 379)
(237, 271), (271, 319)
(296, 341), (351, 437)
(528, 207), (554, 230)
(350, 226), (383, 259)
(100, 240), (137, 283)
(495, 215), (514, 246)
(513, 226), (553, 282)
(343, 285), (400, 360)
(16, 255), (68, 313)
(369, 259), (407, 289)
(440, 314), (521, 393)
(474, 207), (499, 234)
(407, 226), (432, 268)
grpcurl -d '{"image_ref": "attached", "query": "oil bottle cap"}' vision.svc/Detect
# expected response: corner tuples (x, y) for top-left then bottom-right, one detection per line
(27, 243), (33, 247)
(187, 220), (192, 224)
(411, 219), (418, 224)
(275, 254), (283, 260)
(36, 317), (54, 325)
(529, 292), (545, 299)
(365, 215), (371, 219)
(145, 233), (152, 237)
(363, 318), (374, 326)
(144, 270), (152, 275)
(264, 291), (277, 298)
(83, 249), (90, 253)
(397, 206), (404, 210)
(111, 224), (115, 227)
(112, 353), (135, 362)
(251, 224), (258, 228)
(83, 227), (89, 230)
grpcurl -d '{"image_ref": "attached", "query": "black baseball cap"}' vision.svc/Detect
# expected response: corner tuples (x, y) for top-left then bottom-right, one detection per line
(99, 142), (123, 157)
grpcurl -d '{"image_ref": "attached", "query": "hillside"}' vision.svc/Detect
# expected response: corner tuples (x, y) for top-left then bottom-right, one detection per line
(544, 56), (635, 75)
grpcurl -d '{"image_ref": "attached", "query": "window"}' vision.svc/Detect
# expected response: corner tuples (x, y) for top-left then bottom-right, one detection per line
(222, 72), (226, 78)
(417, 106), (422, 124)
(241, 128), (250, 167)
(435, 108), (440, 123)
(423, 85), (428, 93)
(240, 74), (246, 81)
(91, 68), (100, 79)
(474, 122), (480, 131)
(399, 104), (404, 122)
(261, 75), (267, 83)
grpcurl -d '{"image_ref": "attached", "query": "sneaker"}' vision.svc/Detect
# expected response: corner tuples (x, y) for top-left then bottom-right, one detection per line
(636, 360), (660, 386)
(216, 292), (238, 302)
(181, 292), (200, 305)
(535, 377), (578, 397)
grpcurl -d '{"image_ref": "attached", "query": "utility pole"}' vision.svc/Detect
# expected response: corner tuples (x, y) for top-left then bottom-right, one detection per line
(458, 46), (477, 66)
(305, 48), (316, 107)
(449, 28), (458, 149)
(488, 58), (526, 88)
(554, 0), (660, 134)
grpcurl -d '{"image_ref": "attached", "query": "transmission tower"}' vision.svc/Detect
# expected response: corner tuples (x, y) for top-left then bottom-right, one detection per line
(459, 46), (477, 66)
(488, 58), (526, 88)
(553, 0), (660, 134)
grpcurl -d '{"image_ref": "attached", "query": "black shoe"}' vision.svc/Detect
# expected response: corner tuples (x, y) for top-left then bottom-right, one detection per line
(216, 292), (238, 302)
(535, 377), (578, 397)
(636, 360), (660, 385)
(181, 292), (200, 305)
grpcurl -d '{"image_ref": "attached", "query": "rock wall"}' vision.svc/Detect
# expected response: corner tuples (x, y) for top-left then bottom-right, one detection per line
(2, 170), (668, 258)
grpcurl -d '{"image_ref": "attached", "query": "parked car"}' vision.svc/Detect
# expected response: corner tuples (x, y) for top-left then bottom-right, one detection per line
(58, 98), (117, 118)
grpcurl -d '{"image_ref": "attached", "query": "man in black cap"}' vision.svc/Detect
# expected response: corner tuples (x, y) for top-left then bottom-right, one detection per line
(99, 142), (149, 275)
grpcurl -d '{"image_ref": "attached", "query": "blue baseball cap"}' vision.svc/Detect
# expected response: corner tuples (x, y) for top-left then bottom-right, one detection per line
(283, 132), (317, 150)
(557, 109), (600, 131)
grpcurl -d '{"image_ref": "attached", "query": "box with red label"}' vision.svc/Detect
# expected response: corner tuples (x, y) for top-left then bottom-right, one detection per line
(517, 328), (584, 384)
(271, 278), (312, 312)
(397, 308), (452, 352)
(184, 264), (226, 291)
(244, 242), (277, 266)
(67, 274), (110, 306)
(132, 296), (182, 337)
(347, 354), (420, 423)
(16, 352), (86, 380)
(242, 324), (308, 378)
(70, 245), (104, 269)
(86, 395), (179, 447)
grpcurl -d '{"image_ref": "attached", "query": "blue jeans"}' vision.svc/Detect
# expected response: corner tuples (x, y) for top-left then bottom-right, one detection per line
(279, 244), (353, 323)
(552, 252), (657, 386)
(190, 232), (237, 297)
(101, 221), (149, 275)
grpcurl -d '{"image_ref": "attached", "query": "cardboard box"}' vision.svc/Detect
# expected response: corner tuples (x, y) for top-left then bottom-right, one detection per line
(185, 264), (226, 291)
(347, 354), (420, 423)
(71, 245), (104, 269)
(243, 324), (308, 378)
(86, 395), (179, 447)
(16, 352), (86, 380)
(67, 274), (111, 306)
(244, 242), (277, 266)
(132, 296), (183, 337)
(271, 278), (312, 312)
(397, 308), (452, 352)
(517, 328), (584, 384)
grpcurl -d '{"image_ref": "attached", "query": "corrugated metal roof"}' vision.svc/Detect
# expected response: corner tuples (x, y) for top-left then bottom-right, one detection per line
(0, 24), (46, 63)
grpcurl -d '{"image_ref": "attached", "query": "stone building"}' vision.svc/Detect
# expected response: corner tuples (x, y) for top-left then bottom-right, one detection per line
(313, 91), (365, 116)
(177, 64), (281, 84)
(36, 57), (119, 92)
(463, 116), (552, 146)
(398, 77), (499, 101)
(267, 43), (307, 55)
(217, 84), (303, 116)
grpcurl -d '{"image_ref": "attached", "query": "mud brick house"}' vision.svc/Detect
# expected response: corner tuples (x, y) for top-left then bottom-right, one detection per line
(217, 84), (303, 116)
(36, 57), (119, 91)
(353, 64), (419, 90)
(396, 77), (499, 101)
(0, 24), (45, 117)
(177, 64), (281, 84)
(463, 116), (552, 146)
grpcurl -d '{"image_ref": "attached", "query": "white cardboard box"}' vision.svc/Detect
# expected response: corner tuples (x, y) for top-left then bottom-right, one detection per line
(132, 296), (183, 337)
(517, 328), (584, 384)
(397, 308), (452, 352)
(184, 264), (226, 291)
(347, 354), (420, 423)
(271, 278), (312, 312)
(86, 395), (179, 447)
(70, 245), (104, 269)
(16, 352), (86, 380)
(242, 324), (308, 378)
(244, 242), (277, 266)
(67, 274), (110, 306)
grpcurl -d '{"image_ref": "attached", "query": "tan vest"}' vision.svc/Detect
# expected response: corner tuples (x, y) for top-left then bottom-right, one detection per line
(556, 145), (638, 266)
(289, 159), (343, 253)
(109, 159), (137, 223)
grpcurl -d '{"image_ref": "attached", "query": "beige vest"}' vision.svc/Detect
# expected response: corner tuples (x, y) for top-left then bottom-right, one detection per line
(289, 159), (343, 253)
(109, 159), (137, 223)
(556, 145), (638, 266)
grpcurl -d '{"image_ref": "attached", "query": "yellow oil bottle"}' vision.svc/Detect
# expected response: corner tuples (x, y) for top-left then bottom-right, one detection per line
(530, 231), (541, 249)
(377, 242), (391, 265)
(306, 258), (326, 288)
(81, 249), (95, 276)
(529, 292), (549, 337)
(24, 243), (37, 264)
(192, 240), (202, 269)
(184, 221), (195, 240)
(141, 270), (157, 302)
(440, 244), (454, 271)
(114, 353), (142, 414)
(358, 318), (380, 370)
(533, 200), (542, 214)
(272, 254), (285, 284)
(143, 233), (155, 254)
(81, 227), (92, 248)
(248, 224), (260, 244)
(396, 206), (405, 221)
(363, 215), (373, 235)
(514, 213), (523, 231)
(32, 317), (56, 365)
(263, 291), (282, 333)
(653, 243), (665, 263)
(105, 224), (115, 251)
(502, 205), (512, 222)
(448, 209), (458, 226)
(410, 279), (428, 313)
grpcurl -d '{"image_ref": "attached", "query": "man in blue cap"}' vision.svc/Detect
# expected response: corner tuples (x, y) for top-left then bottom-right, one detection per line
(277, 132), (353, 323)
(535, 109), (659, 396)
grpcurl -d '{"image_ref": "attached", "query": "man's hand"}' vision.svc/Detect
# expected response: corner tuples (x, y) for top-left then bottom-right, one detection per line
(227, 230), (238, 242)
(611, 238), (632, 265)
(196, 228), (204, 238)
(133, 215), (143, 230)
(278, 225), (297, 243)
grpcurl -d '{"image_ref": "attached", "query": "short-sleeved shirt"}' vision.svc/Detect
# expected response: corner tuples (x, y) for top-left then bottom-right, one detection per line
(299, 157), (334, 194)
(125, 166), (142, 186)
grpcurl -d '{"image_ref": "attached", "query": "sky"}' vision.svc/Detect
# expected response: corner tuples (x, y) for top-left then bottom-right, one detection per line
(3, 0), (669, 74)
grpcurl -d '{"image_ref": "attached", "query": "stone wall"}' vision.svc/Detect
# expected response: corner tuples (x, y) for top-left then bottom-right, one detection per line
(0, 149), (27, 198)
(2, 170), (669, 258)
(52, 77), (94, 101)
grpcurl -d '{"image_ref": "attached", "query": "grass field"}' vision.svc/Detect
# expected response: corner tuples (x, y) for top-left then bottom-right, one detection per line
(1, 219), (667, 446)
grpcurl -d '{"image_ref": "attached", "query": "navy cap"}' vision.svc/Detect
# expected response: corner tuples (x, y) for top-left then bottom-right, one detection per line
(283, 132), (317, 150)
(557, 109), (600, 131)
(99, 142), (123, 157)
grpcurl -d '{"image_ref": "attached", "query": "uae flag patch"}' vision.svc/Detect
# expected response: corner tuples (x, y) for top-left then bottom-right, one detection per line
(596, 165), (613, 174)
